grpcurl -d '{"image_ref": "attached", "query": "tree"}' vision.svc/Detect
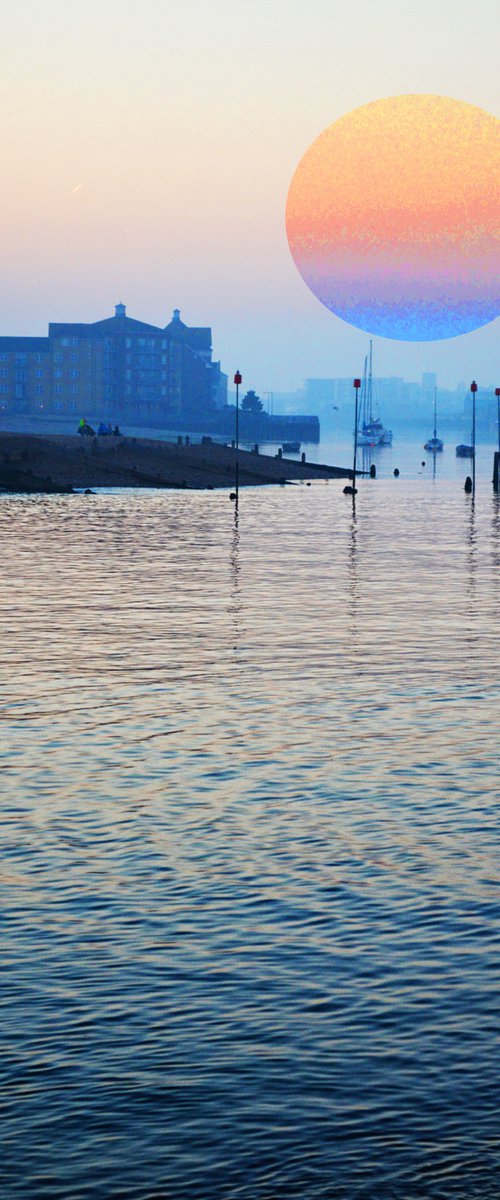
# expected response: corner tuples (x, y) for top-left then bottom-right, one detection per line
(241, 390), (263, 414)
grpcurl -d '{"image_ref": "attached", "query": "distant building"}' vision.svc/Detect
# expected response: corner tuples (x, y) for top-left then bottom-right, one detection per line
(0, 305), (227, 423)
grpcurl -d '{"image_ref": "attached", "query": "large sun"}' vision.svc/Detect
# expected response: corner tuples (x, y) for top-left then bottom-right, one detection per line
(286, 95), (500, 341)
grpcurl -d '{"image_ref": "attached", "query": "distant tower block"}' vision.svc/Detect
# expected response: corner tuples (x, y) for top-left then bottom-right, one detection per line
(115, 303), (126, 317)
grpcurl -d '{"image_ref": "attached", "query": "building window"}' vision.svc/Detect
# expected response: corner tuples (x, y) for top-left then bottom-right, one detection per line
(55, 354), (63, 363)
(70, 370), (78, 378)
(69, 401), (77, 410)
(35, 353), (42, 363)
(0, 369), (7, 378)
(70, 386), (78, 394)
(35, 385), (43, 395)
(54, 369), (62, 378)
(0, 353), (7, 362)
(61, 338), (70, 347)
(70, 354), (78, 363)
(70, 338), (79, 347)
(55, 385), (62, 394)
(54, 401), (63, 410)
(0, 385), (6, 393)
(36, 369), (43, 378)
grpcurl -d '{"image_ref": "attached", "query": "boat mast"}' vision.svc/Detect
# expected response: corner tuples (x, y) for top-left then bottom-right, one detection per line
(368, 339), (373, 423)
(360, 355), (368, 429)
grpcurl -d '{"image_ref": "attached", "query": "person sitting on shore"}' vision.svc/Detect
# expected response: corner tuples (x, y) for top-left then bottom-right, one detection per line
(78, 419), (95, 436)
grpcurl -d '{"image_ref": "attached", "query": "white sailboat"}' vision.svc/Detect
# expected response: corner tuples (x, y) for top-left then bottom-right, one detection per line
(424, 389), (444, 452)
(357, 341), (393, 447)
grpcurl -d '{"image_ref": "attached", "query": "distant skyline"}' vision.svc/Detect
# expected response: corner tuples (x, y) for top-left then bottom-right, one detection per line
(1, 0), (498, 393)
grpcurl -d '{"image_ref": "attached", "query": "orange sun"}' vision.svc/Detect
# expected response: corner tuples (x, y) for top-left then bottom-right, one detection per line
(286, 95), (500, 340)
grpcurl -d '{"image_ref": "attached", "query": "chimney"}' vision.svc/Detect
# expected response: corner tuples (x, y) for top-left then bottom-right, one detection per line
(115, 303), (126, 318)
(172, 308), (181, 321)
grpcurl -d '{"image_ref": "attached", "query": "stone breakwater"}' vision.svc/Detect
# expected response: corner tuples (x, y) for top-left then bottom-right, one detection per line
(0, 432), (351, 493)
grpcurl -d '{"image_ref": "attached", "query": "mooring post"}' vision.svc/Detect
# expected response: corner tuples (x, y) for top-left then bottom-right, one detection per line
(352, 377), (360, 494)
(470, 381), (477, 497)
(493, 452), (499, 493)
(233, 370), (242, 501)
(496, 389), (500, 452)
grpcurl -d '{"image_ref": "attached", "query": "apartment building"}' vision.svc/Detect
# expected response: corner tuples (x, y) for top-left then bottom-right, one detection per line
(0, 305), (227, 423)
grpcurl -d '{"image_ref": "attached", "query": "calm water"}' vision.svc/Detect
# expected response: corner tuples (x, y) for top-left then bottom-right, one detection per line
(1, 468), (499, 1198)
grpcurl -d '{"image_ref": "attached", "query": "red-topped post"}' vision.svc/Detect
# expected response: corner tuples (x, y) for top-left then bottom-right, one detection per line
(470, 381), (477, 496)
(234, 371), (242, 500)
(495, 388), (500, 453)
(494, 388), (500, 491)
(352, 378), (361, 494)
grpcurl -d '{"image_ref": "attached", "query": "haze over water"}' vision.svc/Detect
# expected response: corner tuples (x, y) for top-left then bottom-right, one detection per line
(1, 468), (499, 1198)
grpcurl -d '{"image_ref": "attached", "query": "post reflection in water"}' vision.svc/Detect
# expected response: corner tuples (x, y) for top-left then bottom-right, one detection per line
(228, 498), (242, 653)
(346, 504), (359, 643)
(491, 494), (500, 571)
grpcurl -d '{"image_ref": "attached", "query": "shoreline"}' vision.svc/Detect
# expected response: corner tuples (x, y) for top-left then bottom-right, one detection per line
(0, 431), (352, 494)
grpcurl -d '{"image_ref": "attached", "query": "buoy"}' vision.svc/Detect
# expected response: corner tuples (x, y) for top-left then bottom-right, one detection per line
(394, 468), (400, 477)
(343, 485), (357, 495)
(464, 476), (473, 493)
(229, 492), (237, 500)
(370, 464), (376, 478)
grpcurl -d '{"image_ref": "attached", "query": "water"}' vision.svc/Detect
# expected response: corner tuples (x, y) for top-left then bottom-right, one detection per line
(257, 427), (497, 483)
(1, 467), (499, 1198)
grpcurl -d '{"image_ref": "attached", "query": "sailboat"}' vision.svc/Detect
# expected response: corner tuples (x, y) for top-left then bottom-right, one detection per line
(357, 340), (393, 447)
(424, 388), (444, 452)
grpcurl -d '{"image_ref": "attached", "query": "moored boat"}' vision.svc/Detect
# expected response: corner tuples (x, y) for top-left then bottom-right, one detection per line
(424, 389), (444, 452)
(357, 342), (393, 447)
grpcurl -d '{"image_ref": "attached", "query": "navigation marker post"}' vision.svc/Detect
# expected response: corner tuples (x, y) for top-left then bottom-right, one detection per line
(234, 370), (242, 502)
(496, 388), (500, 454)
(352, 378), (361, 494)
(470, 381), (477, 497)
(494, 387), (500, 492)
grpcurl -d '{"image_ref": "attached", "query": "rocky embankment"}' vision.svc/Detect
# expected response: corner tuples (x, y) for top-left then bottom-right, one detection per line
(0, 432), (351, 494)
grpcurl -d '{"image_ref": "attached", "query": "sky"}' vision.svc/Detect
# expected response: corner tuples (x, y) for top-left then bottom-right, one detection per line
(1, 0), (498, 394)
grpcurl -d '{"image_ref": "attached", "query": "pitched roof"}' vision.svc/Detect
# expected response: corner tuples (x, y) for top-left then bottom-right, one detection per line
(49, 314), (162, 338)
(164, 320), (212, 352)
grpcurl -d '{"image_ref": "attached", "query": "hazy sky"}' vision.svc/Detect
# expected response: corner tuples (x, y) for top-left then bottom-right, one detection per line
(1, 0), (498, 392)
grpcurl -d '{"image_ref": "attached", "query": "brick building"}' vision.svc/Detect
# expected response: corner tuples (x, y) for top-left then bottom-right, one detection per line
(0, 305), (227, 424)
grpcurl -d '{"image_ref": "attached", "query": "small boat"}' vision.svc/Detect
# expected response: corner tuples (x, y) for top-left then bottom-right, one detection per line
(456, 443), (474, 458)
(357, 342), (393, 447)
(424, 389), (444, 452)
(282, 441), (301, 453)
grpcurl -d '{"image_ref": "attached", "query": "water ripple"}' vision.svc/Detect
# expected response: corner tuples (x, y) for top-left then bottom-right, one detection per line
(0, 480), (499, 1198)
